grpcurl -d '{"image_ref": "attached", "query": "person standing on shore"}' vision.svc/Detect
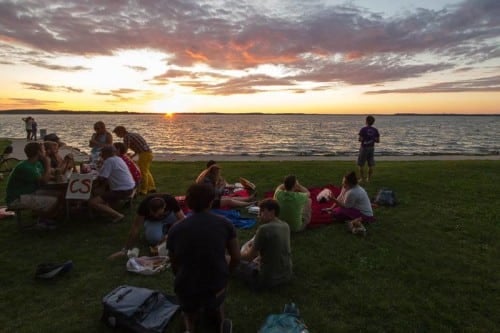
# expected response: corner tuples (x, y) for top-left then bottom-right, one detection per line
(112, 126), (156, 195)
(357, 115), (380, 183)
(31, 118), (38, 140)
(22, 117), (33, 140)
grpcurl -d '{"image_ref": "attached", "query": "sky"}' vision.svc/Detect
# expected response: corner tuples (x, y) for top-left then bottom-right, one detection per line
(0, 0), (499, 114)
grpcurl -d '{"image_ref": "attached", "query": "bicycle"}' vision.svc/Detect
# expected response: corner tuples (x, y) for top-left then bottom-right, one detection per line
(0, 155), (20, 176)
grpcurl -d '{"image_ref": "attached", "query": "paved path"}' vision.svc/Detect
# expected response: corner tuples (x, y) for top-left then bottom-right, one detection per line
(4, 137), (499, 162)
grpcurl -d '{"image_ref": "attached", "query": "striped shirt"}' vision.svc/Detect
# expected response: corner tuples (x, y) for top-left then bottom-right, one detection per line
(123, 132), (150, 154)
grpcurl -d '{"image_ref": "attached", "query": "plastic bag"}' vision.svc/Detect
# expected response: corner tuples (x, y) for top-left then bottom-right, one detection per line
(126, 256), (169, 275)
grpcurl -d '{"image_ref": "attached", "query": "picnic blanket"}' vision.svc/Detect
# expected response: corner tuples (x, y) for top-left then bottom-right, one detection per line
(265, 185), (341, 228)
(175, 189), (257, 230)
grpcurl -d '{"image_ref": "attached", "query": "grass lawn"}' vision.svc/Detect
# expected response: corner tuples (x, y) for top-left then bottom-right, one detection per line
(0, 144), (498, 332)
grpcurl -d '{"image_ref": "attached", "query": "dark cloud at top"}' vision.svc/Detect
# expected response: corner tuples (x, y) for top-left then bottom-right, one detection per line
(1, 0), (499, 95)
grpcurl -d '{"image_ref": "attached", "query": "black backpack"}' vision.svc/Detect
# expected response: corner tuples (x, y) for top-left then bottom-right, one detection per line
(374, 188), (398, 206)
(101, 285), (179, 333)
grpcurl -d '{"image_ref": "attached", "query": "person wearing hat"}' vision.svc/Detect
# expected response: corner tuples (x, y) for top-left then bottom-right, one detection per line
(112, 126), (156, 195)
(88, 145), (136, 223)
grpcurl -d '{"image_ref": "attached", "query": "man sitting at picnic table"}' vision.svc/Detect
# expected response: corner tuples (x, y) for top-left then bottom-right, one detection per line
(88, 145), (136, 223)
(5, 142), (61, 229)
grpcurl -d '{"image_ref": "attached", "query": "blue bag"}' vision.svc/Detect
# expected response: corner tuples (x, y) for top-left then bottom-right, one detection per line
(259, 303), (309, 333)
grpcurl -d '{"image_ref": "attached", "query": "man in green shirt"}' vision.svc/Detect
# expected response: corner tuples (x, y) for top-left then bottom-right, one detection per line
(237, 199), (293, 290)
(273, 175), (311, 232)
(6, 142), (59, 227)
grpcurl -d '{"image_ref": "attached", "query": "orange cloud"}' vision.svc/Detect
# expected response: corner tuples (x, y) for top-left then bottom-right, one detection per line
(345, 51), (364, 60)
(185, 49), (208, 62)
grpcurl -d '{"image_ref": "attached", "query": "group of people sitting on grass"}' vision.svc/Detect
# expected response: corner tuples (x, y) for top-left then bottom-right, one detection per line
(107, 160), (374, 333)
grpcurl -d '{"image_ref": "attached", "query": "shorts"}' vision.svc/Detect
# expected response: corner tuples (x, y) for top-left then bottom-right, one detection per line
(101, 189), (134, 204)
(357, 147), (375, 167)
(177, 288), (226, 314)
(9, 194), (58, 212)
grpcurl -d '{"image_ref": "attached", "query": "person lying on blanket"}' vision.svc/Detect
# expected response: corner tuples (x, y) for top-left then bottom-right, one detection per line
(236, 199), (293, 290)
(323, 171), (374, 223)
(196, 162), (256, 209)
(273, 175), (312, 232)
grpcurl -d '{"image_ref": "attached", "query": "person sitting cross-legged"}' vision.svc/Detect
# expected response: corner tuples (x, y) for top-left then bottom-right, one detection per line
(324, 171), (374, 223)
(236, 199), (293, 291)
(88, 145), (136, 223)
(273, 175), (312, 232)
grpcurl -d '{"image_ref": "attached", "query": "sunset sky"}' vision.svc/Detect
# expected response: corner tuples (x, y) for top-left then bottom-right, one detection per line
(0, 0), (499, 114)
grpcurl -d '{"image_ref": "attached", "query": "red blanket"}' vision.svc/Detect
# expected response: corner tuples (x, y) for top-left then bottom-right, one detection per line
(264, 185), (341, 228)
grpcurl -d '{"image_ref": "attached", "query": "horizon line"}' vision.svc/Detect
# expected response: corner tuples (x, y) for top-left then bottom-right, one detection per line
(0, 109), (499, 116)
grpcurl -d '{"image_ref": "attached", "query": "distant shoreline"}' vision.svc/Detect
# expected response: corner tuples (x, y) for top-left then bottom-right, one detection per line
(0, 109), (498, 116)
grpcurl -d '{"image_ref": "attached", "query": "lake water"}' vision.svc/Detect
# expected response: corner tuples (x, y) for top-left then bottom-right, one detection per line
(1, 114), (498, 158)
